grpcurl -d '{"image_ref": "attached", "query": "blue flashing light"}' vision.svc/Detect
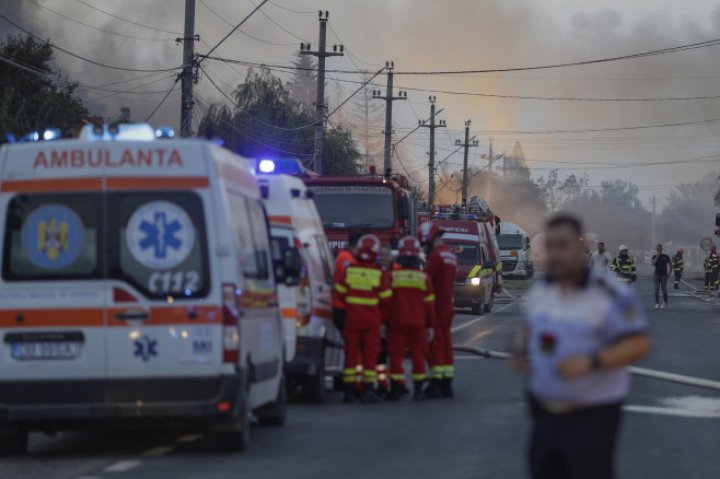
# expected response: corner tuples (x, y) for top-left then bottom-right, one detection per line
(258, 159), (276, 173)
(155, 126), (175, 139)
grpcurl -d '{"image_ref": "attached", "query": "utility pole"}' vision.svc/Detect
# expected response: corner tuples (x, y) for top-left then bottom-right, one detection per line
(486, 137), (494, 204)
(300, 11), (344, 174)
(456, 119), (479, 206)
(373, 62), (407, 174)
(651, 196), (657, 251)
(180, 0), (198, 137)
(419, 96), (446, 206)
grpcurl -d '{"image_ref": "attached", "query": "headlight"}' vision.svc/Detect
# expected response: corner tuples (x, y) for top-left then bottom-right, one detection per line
(470, 277), (481, 286)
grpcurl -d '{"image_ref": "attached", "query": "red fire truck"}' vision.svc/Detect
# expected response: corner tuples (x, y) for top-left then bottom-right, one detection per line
(303, 169), (417, 251)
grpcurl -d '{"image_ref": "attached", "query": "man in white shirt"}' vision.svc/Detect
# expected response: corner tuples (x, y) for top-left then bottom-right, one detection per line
(589, 241), (612, 270)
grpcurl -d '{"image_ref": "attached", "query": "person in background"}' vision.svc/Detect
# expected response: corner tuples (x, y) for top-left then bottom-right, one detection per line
(672, 249), (684, 290)
(332, 231), (364, 332)
(711, 246), (720, 291)
(514, 214), (650, 479)
(419, 222), (458, 399)
(651, 244), (672, 309)
(589, 242), (612, 270)
(385, 236), (436, 402)
(375, 241), (400, 396)
(334, 234), (392, 404)
(610, 245), (636, 284)
(704, 246), (719, 292)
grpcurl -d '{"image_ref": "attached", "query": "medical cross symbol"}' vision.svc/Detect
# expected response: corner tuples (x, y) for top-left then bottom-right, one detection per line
(133, 335), (158, 362)
(139, 212), (183, 259)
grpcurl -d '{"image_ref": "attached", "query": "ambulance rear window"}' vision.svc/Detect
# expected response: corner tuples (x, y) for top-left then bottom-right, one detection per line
(3, 193), (101, 280)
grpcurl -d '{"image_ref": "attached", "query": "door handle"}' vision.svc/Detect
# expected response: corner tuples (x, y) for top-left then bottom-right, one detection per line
(114, 310), (149, 321)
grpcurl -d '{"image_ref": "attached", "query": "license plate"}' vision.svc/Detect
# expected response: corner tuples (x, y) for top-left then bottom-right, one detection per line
(11, 341), (82, 360)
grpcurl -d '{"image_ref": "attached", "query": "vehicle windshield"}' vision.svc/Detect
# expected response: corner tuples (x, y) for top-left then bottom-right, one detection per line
(498, 234), (524, 250)
(447, 243), (479, 266)
(3, 192), (209, 299)
(308, 185), (395, 229)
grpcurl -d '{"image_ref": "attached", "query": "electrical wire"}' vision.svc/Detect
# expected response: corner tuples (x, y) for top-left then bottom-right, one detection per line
(72, 0), (182, 35)
(145, 79), (181, 122)
(0, 12), (181, 72)
(249, 0), (310, 42)
(198, 0), (295, 47)
(28, 0), (175, 42)
(201, 0), (271, 63)
(266, 1), (315, 14)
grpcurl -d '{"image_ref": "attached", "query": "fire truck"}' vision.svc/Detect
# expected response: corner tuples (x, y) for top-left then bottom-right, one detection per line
(419, 198), (503, 315)
(303, 168), (418, 251)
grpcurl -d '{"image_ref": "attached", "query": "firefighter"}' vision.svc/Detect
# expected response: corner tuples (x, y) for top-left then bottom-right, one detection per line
(419, 222), (458, 399)
(335, 234), (392, 404)
(376, 242), (401, 396)
(704, 246), (719, 292)
(385, 236), (436, 402)
(332, 231), (364, 333)
(610, 245), (637, 284)
(712, 246), (720, 291)
(672, 249), (684, 290)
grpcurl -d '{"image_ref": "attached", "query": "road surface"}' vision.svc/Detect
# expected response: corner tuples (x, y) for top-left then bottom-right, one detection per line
(2, 275), (719, 479)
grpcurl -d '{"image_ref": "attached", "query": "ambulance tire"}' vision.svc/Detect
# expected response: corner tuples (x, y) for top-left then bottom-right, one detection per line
(0, 426), (27, 456)
(257, 374), (288, 426)
(301, 358), (326, 404)
(214, 376), (251, 452)
(471, 302), (483, 316)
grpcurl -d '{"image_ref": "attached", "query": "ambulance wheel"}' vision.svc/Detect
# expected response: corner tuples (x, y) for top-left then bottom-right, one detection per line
(0, 426), (27, 456)
(214, 381), (251, 451)
(257, 374), (288, 426)
(471, 302), (483, 316)
(301, 359), (326, 403)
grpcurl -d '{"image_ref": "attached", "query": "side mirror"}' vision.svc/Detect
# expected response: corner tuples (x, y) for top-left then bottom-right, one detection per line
(275, 247), (302, 286)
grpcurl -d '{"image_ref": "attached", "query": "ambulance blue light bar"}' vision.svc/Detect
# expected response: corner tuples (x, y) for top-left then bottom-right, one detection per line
(252, 157), (304, 176)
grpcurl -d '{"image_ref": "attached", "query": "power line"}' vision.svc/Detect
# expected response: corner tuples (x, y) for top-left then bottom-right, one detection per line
(250, 0), (310, 42)
(201, 0), (271, 62)
(0, 12), (181, 72)
(198, 0), (295, 47)
(28, 0), (175, 42)
(72, 0), (182, 35)
(471, 117), (720, 135)
(145, 79), (181, 122)
(266, 1), (315, 14)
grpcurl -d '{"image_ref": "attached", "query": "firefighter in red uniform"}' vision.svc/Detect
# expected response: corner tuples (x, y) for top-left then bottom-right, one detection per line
(386, 236), (436, 402)
(335, 234), (393, 404)
(419, 222), (458, 399)
(376, 241), (401, 396)
(332, 231), (364, 332)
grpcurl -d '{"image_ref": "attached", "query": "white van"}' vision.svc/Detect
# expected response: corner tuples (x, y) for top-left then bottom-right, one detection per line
(0, 124), (297, 454)
(498, 221), (534, 279)
(256, 172), (343, 403)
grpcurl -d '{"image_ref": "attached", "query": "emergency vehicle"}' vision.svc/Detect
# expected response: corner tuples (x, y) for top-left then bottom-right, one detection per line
(256, 171), (343, 403)
(431, 201), (502, 315)
(498, 221), (533, 279)
(303, 168), (417, 251)
(0, 124), (297, 454)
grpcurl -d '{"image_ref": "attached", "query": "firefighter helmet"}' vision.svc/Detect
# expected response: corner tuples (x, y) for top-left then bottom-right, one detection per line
(418, 221), (444, 244)
(398, 236), (422, 257)
(356, 234), (381, 261)
(618, 244), (628, 253)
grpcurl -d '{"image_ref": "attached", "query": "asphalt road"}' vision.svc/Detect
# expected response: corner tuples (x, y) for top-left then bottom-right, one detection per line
(2, 274), (719, 479)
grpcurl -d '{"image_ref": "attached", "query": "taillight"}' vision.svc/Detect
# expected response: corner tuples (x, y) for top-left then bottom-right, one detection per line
(222, 283), (240, 364)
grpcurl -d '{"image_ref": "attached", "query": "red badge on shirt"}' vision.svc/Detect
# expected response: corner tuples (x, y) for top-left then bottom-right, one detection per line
(540, 332), (557, 353)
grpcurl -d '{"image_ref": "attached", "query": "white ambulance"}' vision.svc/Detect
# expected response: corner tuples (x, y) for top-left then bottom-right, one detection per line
(256, 169), (343, 403)
(0, 124), (296, 454)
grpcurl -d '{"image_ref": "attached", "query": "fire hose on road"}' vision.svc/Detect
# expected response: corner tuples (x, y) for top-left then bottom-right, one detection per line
(453, 345), (720, 392)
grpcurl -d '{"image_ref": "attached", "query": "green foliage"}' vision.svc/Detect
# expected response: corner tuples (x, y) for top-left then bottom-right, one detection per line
(0, 35), (87, 140)
(198, 67), (359, 175)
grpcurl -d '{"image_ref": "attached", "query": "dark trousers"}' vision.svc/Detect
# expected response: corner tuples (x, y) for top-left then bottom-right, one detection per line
(673, 271), (682, 289)
(653, 274), (668, 304)
(528, 397), (622, 479)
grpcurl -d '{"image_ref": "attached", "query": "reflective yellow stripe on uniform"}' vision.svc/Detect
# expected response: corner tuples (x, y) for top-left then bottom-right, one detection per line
(391, 270), (427, 289)
(495, 262), (502, 272)
(443, 365), (455, 378)
(378, 289), (392, 299)
(423, 293), (435, 302)
(343, 367), (356, 383)
(467, 265), (482, 278)
(411, 373), (427, 381)
(362, 369), (377, 383)
(430, 366), (444, 379)
(346, 296), (379, 306)
(390, 373), (405, 381)
(345, 267), (382, 291)
(334, 283), (348, 293)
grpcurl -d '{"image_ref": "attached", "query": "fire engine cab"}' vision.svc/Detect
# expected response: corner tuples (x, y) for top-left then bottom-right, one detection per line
(428, 200), (502, 315)
(303, 168), (417, 251)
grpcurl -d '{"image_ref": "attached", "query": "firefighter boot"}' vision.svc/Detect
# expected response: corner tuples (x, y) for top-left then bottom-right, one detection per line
(425, 379), (443, 399)
(385, 381), (402, 402)
(413, 381), (427, 402)
(441, 378), (455, 399)
(342, 384), (355, 404)
(360, 383), (382, 404)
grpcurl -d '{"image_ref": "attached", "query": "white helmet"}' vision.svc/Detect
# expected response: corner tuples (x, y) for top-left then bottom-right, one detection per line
(618, 244), (628, 252)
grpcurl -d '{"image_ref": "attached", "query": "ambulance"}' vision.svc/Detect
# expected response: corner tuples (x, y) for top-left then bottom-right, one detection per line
(0, 124), (297, 454)
(256, 169), (343, 403)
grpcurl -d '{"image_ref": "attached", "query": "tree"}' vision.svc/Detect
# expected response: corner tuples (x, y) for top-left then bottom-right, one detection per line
(198, 67), (360, 175)
(657, 174), (720, 243)
(287, 53), (316, 107)
(0, 35), (87, 140)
